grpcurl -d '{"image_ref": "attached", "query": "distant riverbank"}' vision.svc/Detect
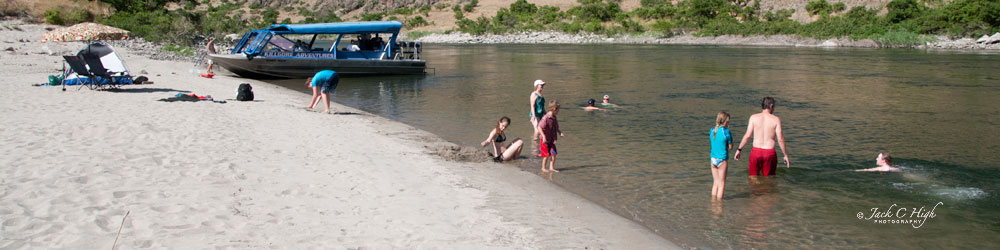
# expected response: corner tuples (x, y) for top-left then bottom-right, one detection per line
(411, 31), (1000, 50)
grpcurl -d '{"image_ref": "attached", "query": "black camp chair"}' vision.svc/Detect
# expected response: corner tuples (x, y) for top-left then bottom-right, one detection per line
(81, 54), (124, 90)
(62, 55), (97, 91)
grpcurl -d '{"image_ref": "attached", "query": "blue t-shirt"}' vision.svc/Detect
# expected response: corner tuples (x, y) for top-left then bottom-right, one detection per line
(311, 70), (338, 87)
(709, 127), (732, 160)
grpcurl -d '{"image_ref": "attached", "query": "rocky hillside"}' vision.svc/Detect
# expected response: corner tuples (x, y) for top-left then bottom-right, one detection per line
(6, 0), (898, 30)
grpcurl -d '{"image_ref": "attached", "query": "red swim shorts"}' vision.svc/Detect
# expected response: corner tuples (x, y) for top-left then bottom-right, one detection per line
(539, 142), (557, 157)
(749, 148), (777, 176)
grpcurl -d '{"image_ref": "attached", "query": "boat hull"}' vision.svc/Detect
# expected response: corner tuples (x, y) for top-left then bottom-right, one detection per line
(209, 54), (426, 78)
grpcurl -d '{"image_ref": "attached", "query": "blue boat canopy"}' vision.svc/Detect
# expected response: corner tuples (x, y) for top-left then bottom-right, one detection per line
(267, 21), (402, 34)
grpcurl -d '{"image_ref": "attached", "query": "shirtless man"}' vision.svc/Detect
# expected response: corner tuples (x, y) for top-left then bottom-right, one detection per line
(734, 97), (790, 176)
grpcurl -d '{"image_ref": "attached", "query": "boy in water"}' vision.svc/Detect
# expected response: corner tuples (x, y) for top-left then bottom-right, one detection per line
(539, 100), (564, 173)
(583, 99), (605, 111)
(709, 112), (733, 200)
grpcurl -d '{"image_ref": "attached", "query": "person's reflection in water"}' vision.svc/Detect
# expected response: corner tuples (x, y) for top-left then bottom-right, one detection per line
(743, 176), (779, 248)
(710, 199), (724, 219)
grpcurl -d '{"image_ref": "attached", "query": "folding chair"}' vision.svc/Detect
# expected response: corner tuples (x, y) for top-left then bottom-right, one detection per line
(81, 54), (123, 90)
(62, 55), (97, 91)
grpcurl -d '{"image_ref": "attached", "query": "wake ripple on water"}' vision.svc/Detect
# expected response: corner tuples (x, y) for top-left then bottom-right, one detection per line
(891, 182), (987, 200)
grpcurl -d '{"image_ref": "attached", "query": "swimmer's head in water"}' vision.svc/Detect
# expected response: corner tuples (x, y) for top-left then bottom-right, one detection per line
(761, 96), (776, 110)
(716, 112), (731, 128)
(496, 116), (511, 132)
(603, 95), (610, 102)
(878, 152), (892, 166)
(588, 99), (596, 106)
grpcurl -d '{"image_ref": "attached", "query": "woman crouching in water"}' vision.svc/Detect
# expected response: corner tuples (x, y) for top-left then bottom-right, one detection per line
(481, 117), (525, 162)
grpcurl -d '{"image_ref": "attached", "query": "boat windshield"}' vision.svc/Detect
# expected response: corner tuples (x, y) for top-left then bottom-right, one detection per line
(235, 32), (259, 53)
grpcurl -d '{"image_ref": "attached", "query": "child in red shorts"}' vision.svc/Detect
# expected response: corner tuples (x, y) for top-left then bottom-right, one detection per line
(538, 100), (563, 173)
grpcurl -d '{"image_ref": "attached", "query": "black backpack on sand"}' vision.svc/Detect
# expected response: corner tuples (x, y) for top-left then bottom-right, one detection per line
(236, 83), (254, 101)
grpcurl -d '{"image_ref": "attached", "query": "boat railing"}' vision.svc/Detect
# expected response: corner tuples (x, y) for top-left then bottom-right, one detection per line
(392, 41), (422, 60)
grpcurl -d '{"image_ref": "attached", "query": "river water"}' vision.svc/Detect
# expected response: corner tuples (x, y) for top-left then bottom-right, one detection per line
(266, 44), (999, 249)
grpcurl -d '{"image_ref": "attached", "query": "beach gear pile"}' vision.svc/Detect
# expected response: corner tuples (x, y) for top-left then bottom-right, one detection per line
(159, 93), (225, 103)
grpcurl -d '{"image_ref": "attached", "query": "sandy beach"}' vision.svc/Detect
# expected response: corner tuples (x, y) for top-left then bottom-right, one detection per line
(0, 23), (678, 249)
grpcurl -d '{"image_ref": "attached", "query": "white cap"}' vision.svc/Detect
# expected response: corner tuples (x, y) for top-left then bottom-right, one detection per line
(603, 95), (610, 99)
(533, 79), (546, 86)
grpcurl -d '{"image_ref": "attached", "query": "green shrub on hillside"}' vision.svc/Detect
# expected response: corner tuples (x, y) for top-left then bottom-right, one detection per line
(886, 0), (923, 23)
(44, 10), (63, 25)
(391, 7), (413, 16)
(162, 44), (195, 56)
(44, 9), (96, 25)
(361, 12), (385, 21)
(406, 15), (429, 28)
(806, 0), (846, 17)
(100, 0), (179, 12)
(104, 9), (182, 42)
(567, 0), (621, 22)
(260, 9), (279, 25)
(463, 0), (479, 13)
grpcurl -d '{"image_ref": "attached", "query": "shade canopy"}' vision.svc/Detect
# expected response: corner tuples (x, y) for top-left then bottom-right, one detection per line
(266, 21), (402, 34)
(41, 22), (131, 42)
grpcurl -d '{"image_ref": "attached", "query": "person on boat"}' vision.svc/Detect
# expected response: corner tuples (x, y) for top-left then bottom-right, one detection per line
(583, 99), (604, 111)
(347, 40), (361, 52)
(529, 79), (546, 140)
(359, 33), (372, 50)
(856, 153), (901, 172)
(204, 37), (216, 77)
(373, 34), (385, 50)
(734, 97), (791, 176)
(294, 40), (310, 52)
(600, 95), (617, 107)
(480, 116), (524, 162)
(306, 70), (339, 114)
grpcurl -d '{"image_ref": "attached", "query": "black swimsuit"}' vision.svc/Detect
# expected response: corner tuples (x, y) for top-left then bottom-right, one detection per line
(494, 133), (506, 143)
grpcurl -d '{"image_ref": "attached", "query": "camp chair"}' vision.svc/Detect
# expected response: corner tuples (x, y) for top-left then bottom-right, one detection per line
(81, 54), (124, 90)
(62, 55), (97, 91)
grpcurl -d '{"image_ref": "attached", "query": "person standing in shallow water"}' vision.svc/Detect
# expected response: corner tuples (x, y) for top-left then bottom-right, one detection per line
(539, 100), (563, 173)
(734, 97), (790, 176)
(709, 112), (733, 200)
(529, 79), (546, 140)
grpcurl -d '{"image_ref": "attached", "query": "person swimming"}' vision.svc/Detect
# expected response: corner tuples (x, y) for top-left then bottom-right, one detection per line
(599, 95), (617, 107)
(856, 152), (901, 172)
(583, 99), (605, 111)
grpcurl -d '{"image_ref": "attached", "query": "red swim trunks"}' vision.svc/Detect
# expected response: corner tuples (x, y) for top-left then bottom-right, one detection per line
(748, 148), (777, 176)
(539, 142), (557, 157)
